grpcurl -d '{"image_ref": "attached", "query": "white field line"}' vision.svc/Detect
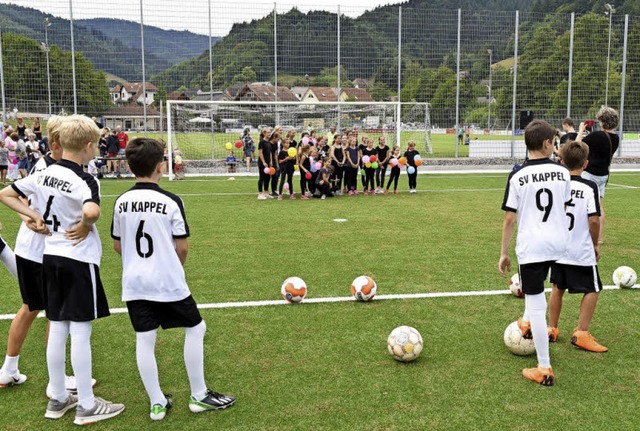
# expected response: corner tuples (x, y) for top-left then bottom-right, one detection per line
(608, 183), (639, 189)
(0, 285), (634, 321)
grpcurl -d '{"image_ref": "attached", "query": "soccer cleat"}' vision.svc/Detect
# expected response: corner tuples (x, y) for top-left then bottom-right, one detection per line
(189, 389), (236, 413)
(73, 397), (125, 425)
(571, 331), (608, 353)
(364, 189), (369, 195)
(517, 318), (533, 339)
(289, 193), (296, 200)
(277, 194), (283, 201)
(150, 395), (173, 421)
(522, 366), (554, 386)
(45, 393), (78, 419)
(46, 376), (97, 398)
(0, 370), (27, 387)
(348, 190), (354, 196)
(301, 195), (309, 200)
(257, 194), (267, 200)
(548, 327), (560, 343)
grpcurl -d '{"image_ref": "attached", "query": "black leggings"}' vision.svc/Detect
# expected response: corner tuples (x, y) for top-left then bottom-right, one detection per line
(333, 164), (344, 190)
(278, 169), (294, 195)
(300, 172), (310, 194)
(258, 165), (270, 192)
(407, 168), (417, 189)
(386, 167), (400, 191)
(376, 164), (388, 188)
(364, 168), (375, 191)
(270, 168), (279, 193)
(345, 166), (359, 191)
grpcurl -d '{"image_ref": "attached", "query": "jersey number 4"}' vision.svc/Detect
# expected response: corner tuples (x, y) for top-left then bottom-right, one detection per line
(43, 196), (61, 232)
(135, 220), (154, 258)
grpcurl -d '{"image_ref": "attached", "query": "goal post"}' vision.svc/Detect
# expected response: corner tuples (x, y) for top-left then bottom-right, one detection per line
(165, 100), (431, 178)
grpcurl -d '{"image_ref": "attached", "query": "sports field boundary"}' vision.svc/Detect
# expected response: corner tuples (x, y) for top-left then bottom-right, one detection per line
(0, 285), (635, 321)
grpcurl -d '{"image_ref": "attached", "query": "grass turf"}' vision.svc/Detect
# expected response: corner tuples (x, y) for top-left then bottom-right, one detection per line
(0, 171), (638, 430)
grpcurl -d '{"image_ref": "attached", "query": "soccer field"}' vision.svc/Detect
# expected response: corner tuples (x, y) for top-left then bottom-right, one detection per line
(0, 172), (639, 430)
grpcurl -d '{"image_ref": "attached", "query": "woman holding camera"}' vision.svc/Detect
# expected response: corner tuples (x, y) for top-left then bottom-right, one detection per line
(576, 106), (619, 244)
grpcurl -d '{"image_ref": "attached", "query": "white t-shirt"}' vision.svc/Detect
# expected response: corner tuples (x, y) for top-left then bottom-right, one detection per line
(502, 158), (572, 264)
(14, 155), (57, 263)
(111, 182), (191, 302)
(13, 159), (102, 265)
(557, 176), (600, 266)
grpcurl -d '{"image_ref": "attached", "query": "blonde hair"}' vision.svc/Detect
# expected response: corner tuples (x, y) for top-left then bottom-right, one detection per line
(46, 115), (66, 145)
(57, 115), (100, 152)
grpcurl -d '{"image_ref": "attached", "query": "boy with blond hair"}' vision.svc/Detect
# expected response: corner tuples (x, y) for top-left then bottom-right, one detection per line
(0, 115), (124, 424)
(548, 141), (606, 352)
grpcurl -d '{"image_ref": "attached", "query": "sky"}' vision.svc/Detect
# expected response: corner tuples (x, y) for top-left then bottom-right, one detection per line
(3, 0), (406, 36)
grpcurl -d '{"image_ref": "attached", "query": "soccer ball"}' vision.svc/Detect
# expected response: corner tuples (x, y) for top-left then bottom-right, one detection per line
(509, 273), (524, 297)
(281, 277), (307, 303)
(351, 275), (377, 302)
(612, 266), (637, 289)
(387, 326), (423, 362)
(503, 321), (535, 356)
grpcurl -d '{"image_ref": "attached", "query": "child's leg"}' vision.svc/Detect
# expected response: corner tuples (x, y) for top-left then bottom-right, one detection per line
(287, 171), (294, 194)
(278, 171), (286, 195)
(184, 321), (207, 400)
(136, 329), (166, 407)
(47, 320), (70, 402)
(576, 292), (599, 332)
(69, 321), (94, 409)
(548, 285), (565, 329)
(524, 293), (550, 368)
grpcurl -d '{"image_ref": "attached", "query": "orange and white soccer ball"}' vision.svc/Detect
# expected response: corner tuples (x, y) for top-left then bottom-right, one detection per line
(503, 321), (535, 356)
(612, 266), (637, 289)
(351, 275), (377, 302)
(509, 273), (524, 297)
(387, 326), (423, 362)
(281, 277), (307, 303)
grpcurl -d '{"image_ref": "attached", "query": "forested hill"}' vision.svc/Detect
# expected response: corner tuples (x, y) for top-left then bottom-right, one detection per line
(0, 4), (216, 81)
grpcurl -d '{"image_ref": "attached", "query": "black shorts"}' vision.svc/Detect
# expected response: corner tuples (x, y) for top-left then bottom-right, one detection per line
(16, 255), (45, 311)
(518, 260), (554, 295)
(0, 236), (6, 253)
(550, 263), (603, 294)
(0, 165), (7, 172)
(126, 295), (202, 333)
(43, 255), (110, 322)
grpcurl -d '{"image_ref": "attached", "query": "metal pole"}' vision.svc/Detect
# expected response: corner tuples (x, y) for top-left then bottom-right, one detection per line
(487, 49), (492, 130)
(44, 19), (52, 116)
(618, 14), (628, 157)
(166, 100), (174, 180)
(140, 0), (147, 134)
(567, 13), (574, 118)
(69, 0), (77, 114)
(511, 10), (519, 157)
(605, 4), (614, 106)
(454, 8), (461, 157)
(0, 30), (6, 122)
(273, 3), (278, 124)
(337, 5), (341, 129)
(395, 6), (402, 149)
(208, 0), (213, 99)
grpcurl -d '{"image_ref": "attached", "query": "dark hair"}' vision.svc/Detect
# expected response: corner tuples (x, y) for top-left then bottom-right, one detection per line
(562, 117), (575, 128)
(524, 120), (556, 151)
(560, 140), (588, 170)
(126, 137), (164, 178)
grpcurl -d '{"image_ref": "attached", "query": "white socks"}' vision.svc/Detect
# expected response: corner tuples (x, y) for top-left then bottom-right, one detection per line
(0, 244), (17, 278)
(136, 330), (166, 407)
(47, 321), (95, 408)
(524, 292), (551, 368)
(184, 321), (207, 401)
(1, 354), (19, 375)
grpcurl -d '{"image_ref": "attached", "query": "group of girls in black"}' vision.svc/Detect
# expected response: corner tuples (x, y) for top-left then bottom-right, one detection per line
(256, 127), (421, 200)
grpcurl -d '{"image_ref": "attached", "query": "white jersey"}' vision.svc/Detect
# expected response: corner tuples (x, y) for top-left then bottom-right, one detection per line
(13, 159), (102, 265)
(111, 182), (191, 302)
(502, 158), (572, 264)
(557, 176), (600, 266)
(14, 155), (57, 263)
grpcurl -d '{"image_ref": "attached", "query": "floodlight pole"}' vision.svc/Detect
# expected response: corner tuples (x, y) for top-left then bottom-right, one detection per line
(454, 8), (461, 157)
(567, 13), (574, 118)
(140, 0), (147, 134)
(511, 10), (519, 158)
(208, 0), (213, 100)
(44, 18), (53, 116)
(69, 0), (77, 114)
(618, 14), (628, 157)
(487, 49), (492, 131)
(396, 6), (402, 149)
(605, 3), (615, 106)
(0, 30), (6, 122)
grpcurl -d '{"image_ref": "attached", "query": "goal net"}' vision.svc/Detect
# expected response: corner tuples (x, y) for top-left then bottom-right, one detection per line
(166, 101), (431, 178)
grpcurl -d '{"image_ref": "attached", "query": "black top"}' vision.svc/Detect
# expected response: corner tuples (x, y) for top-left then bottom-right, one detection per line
(278, 150), (293, 172)
(346, 147), (359, 166)
(377, 145), (390, 163)
(404, 149), (420, 167)
(583, 131), (619, 176)
(106, 135), (120, 153)
(559, 132), (578, 145)
(332, 146), (344, 165)
(258, 139), (272, 167)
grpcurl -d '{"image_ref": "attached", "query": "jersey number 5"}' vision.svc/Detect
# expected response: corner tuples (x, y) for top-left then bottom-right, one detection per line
(135, 220), (154, 258)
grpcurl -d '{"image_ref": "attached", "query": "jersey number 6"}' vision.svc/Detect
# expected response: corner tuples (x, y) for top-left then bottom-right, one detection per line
(135, 220), (154, 258)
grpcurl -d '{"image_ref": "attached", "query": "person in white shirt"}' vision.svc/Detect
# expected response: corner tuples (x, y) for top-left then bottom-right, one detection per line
(499, 120), (572, 387)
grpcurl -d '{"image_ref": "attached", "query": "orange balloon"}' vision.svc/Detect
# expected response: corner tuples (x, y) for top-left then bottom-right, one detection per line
(269, 167), (276, 175)
(399, 157), (407, 165)
(415, 159), (423, 166)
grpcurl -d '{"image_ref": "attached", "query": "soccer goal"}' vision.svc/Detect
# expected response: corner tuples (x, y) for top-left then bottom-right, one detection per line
(166, 100), (432, 178)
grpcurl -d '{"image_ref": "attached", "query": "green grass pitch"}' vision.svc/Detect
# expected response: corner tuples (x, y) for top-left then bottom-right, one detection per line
(0, 171), (639, 430)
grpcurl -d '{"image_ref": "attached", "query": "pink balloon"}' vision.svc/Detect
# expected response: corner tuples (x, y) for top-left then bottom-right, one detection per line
(302, 137), (310, 145)
(390, 158), (398, 166)
(284, 183), (289, 190)
(397, 163), (405, 169)
(264, 167), (270, 174)
(314, 162), (322, 171)
(362, 155), (370, 164)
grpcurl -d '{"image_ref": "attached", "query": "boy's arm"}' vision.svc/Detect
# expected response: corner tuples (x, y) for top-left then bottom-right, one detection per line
(498, 211), (516, 277)
(0, 186), (47, 234)
(65, 202), (100, 246)
(113, 239), (122, 256)
(175, 238), (188, 265)
(588, 214), (601, 261)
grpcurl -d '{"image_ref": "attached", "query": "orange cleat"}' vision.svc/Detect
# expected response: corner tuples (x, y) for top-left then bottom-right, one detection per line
(522, 366), (554, 386)
(548, 327), (559, 343)
(571, 331), (608, 353)
(517, 318), (532, 339)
